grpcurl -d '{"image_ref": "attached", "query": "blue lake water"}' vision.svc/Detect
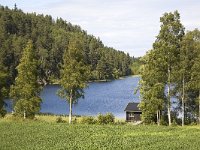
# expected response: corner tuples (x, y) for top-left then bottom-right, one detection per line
(6, 76), (140, 118)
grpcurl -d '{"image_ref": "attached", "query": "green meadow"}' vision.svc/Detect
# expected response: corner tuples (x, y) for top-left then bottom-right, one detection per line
(0, 116), (200, 150)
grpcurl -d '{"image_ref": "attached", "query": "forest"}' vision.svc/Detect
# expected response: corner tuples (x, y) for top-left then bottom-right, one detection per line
(0, 5), (133, 85)
(0, 5), (136, 118)
(139, 11), (200, 126)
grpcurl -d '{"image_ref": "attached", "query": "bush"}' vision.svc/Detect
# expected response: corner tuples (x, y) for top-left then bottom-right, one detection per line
(97, 113), (115, 124)
(190, 122), (197, 126)
(80, 116), (96, 124)
(160, 117), (168, 126)
(172, 119), (178, 126)
(115, 120), (126, 125)
(0, 108), (6, 118)
(56, 117), (65, 123)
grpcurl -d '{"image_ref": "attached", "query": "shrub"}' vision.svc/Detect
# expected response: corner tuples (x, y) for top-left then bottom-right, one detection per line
(56, 117), (65, 123)
(160, 117), (168, 126)
(172, 119), (178, 126)
(72, 117), (77, 124)
(115, 120), (126, 125)
(97, 113), (115, 124)
(190, 122), (197, 126)
(0, 108), (6, 118)
(80, 116), (96, 124)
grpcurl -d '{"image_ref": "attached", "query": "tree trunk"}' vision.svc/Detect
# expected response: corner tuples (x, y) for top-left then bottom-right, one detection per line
(182, 76), (185, 126)
(199, 90), (200, 124)
(69, 89), (73, 124)
(23, 110), (26, 119)
(167, 66), (171, 126)
(157, 110), (159, 125)
(157, 110), (160, 126)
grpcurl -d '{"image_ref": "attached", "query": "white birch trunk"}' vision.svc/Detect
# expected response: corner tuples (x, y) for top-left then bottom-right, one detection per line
(157, 110), (160, 126)
(23, 110), (26, 119)
(199, 90), (200, 124)
(182, 76), (185, 126)
(69, 89), (73, 124)
(167, 66), (171, 126)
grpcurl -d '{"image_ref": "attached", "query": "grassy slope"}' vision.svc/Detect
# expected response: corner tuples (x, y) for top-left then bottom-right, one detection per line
(0, 120), (200, 150)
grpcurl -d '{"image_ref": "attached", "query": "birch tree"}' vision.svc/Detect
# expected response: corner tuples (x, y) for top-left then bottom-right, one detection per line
(189, 30), (200, 124)
(139, 50), (165, 125)
(176, 30), (198, 126)
(153, 11), (184, 125)
(58, 35), (90, 124)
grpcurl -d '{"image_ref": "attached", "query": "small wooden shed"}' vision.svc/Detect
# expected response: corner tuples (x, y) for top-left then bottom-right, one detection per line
(124, 102), (142, 122)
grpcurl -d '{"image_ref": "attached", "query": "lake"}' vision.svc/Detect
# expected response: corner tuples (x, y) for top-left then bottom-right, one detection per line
(6, 76), (140, 118)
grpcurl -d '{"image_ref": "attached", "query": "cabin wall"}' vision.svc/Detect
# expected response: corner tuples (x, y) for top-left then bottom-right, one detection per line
(126, 112), (142, 122)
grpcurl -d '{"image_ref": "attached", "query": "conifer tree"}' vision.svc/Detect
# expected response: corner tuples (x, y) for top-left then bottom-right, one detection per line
(10, 40), (41, 118)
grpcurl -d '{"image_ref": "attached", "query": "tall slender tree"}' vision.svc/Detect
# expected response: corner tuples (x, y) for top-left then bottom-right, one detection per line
(139, 50), (165, 125)
(57, 35), (90, 124)
(152, 11), (184, 125)
(176, 30), (198, 126)
(10, 40), (42, 118)
(189, 30), (200, 124)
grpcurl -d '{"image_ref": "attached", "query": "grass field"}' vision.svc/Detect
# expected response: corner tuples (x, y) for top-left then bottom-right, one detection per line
(0, 117), (200, 150)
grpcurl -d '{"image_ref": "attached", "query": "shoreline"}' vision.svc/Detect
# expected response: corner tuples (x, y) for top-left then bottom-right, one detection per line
(2, 113), (126, 123)
(51, 74), (141, 85)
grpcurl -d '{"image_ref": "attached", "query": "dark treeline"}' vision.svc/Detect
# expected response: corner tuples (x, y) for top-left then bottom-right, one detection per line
(0, 5), (133, 86)
(139, 11), (200, 126)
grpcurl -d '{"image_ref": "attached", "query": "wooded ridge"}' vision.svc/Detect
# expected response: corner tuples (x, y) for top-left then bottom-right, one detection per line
(0, 5), (134, 86)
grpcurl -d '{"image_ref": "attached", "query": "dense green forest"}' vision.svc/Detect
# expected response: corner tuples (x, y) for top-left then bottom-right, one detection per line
(139, 11), (200, 126)
(0, 5), (133, 86)
(0, 5), (137, 117)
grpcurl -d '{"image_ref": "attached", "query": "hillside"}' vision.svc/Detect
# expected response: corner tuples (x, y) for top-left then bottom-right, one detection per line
(0, 5), (133, 85)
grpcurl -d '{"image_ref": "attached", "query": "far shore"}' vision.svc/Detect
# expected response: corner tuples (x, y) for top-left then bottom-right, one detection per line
(51, 74), (141, 85)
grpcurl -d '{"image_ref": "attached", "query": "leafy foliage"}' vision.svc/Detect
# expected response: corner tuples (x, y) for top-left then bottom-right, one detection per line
(0, 5), (133, 86)
(139, 11), (200, 125)
(80, 116), (96, 124)
(10, 40), (42, 118)
(97, 113), (115, 124)
(57, 35), (90, 123)
(0, 67), (8, 117)
(56, 116), (66, 123)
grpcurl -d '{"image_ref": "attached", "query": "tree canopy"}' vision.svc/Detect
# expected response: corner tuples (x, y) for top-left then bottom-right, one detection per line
(139, 11), (200, 125)
(10, 40), (42, 118)
(57, 35), (90, 123)
(0, 5), (133, 87)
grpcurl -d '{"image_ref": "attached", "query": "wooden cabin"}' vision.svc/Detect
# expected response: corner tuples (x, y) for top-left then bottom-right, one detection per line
(124, 102), (142, 122)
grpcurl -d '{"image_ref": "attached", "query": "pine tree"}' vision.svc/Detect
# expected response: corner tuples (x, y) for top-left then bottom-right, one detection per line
(96, 55), (113, 80)
(10, 40), (41, 118)
(57, 35), (90, 124)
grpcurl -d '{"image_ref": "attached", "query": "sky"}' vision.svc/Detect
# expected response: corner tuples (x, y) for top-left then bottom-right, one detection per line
(0, 0), (200, 57)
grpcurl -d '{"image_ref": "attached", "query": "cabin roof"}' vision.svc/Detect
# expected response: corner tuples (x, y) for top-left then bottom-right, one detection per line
(124, 102), (141, 112)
